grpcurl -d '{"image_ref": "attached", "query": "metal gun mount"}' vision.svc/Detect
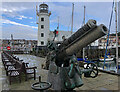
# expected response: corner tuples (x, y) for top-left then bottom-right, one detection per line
(32, 19), (108, 91)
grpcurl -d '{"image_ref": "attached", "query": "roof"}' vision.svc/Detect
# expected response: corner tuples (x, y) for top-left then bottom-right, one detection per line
(39, 3), (48, 7)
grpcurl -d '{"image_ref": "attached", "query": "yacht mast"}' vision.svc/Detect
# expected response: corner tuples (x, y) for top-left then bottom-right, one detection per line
(115, 1), (119, 72)
(57, 16), (59, 30)
(71, 3), (74, 34)
(83, 6), (86, 60)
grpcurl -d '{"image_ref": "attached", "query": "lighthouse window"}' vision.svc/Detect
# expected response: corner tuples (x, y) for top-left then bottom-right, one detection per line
(41, 17), (44, 21)
(41, 41), (44, 45)
(41, 33), (44, 37)
(41, 25), (44, 29)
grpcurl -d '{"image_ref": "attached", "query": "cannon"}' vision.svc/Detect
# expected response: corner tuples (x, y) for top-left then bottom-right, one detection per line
(32, 19), (108, 91)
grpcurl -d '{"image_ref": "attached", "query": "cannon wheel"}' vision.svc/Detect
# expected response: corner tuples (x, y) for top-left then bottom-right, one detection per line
(31, 82), (52, 90)
(86, 63), (98, 78)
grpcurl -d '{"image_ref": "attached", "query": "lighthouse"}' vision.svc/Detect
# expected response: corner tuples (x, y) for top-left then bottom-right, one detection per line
(36, 3), (51, 47)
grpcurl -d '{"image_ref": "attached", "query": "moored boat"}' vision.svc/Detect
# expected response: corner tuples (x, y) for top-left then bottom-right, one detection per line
(99, 55), (114, 62)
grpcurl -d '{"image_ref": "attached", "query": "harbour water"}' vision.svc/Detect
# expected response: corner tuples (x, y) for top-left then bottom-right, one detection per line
(98, 59), (120, 73)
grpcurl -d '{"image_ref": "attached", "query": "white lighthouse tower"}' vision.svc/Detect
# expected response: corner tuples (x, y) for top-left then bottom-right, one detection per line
(36, 3), (51, 47)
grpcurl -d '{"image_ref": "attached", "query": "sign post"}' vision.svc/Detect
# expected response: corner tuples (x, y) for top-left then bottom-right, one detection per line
(7, 46), (11, 50)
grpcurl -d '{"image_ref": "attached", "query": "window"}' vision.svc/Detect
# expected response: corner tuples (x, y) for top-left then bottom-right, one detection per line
(41, 25), (44, 29)
(41, 17), (44, 21)
(41, 33), (44, 37)
(41, 41), (44, 45)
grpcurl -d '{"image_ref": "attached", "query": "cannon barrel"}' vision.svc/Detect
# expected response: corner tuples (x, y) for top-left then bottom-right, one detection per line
(66, 24), (107, 55)
(58, 19), (97, 49)
(55, 23), (108, 67)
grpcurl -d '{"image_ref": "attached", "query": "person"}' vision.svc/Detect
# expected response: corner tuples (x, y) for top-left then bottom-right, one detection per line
(62, 36), (66, 41)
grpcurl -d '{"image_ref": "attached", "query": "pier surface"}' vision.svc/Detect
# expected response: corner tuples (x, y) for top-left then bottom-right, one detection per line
(0, 54), (119, 91)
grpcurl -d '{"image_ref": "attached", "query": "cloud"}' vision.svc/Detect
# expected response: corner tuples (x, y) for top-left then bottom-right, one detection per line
(16, 15), (27, 20)
(17, 17), (23, 20)
(2, 3), (28, 12)
(30, 21), (36, 24)
(1, 2), (36, 18)
(20, 15), (27, 19)
(2, 19), (37, 29)
(29, 17), (33, 19)
(17, 16), (33, 20)
(2, 7), (32, 20)
(1, 6), (27, 18)
(2, 8), (13, 12)
(2, 25), (37, 40)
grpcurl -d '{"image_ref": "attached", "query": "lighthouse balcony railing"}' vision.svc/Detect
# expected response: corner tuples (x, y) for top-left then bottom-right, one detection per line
(40, 10), (48, 13)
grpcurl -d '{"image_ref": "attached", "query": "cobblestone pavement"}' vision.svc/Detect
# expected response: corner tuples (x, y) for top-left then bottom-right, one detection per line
(0, 54), (119, 91)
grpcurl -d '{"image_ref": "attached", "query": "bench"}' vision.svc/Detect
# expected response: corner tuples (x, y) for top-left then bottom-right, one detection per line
(8, 60), (37, 84)
(2, 53), (17, 74)
(24, 63), (37, 81)
(1, 53), (14, 70)
(2, 51), (37, 85)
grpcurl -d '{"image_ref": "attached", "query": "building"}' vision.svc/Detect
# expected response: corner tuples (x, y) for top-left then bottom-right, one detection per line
(36, 4), (51, 47)
(49, 31), (72, 42)
(1, 39), (37, 51)
(98, 35), (120, 49)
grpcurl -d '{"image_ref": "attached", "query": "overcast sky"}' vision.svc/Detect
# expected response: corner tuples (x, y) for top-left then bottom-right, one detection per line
(1, 2), (119, 40)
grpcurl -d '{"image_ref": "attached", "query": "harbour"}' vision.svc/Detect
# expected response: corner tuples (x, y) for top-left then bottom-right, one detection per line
(1, 1), (120, 91)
